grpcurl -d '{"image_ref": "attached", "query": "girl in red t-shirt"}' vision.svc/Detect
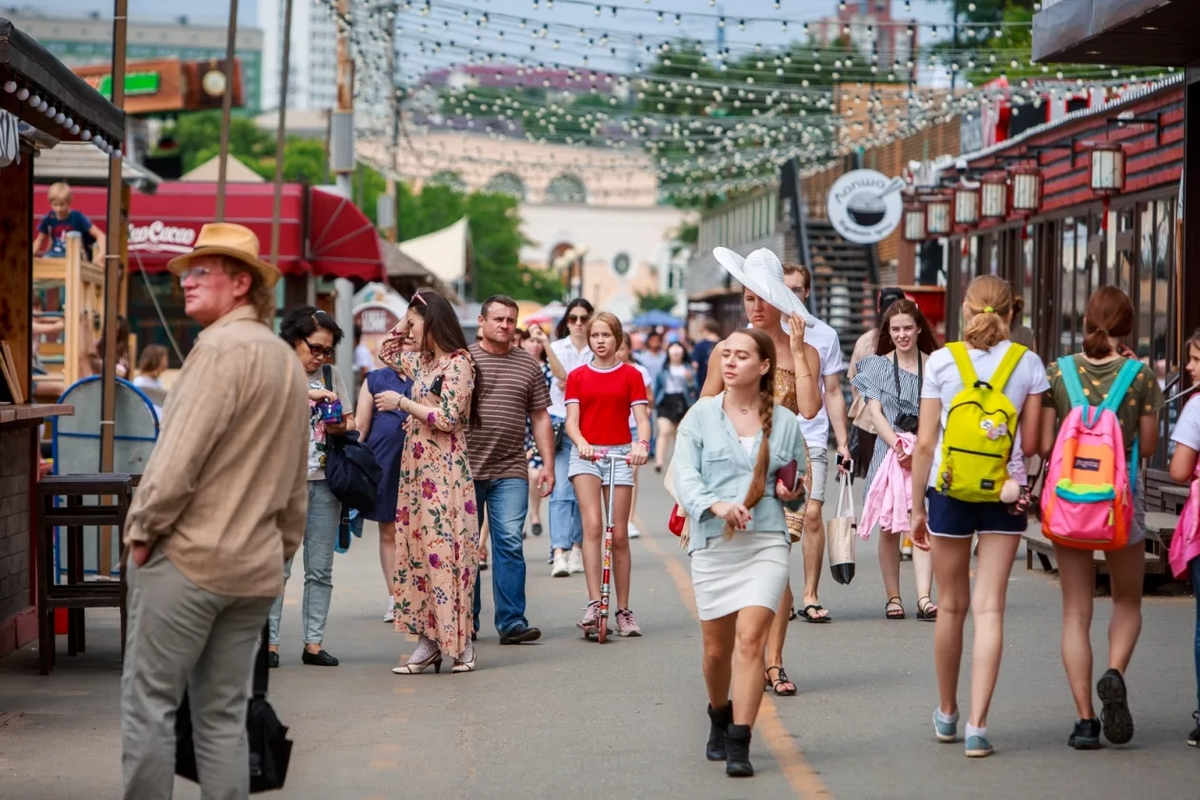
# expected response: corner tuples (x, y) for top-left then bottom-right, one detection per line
(565, 312), (651, 636)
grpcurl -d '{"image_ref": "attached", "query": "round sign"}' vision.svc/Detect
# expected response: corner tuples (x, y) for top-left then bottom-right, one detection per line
(612, 252), (631, 276)
(826, 169), (904, 245)
(202, 69), (227, 97)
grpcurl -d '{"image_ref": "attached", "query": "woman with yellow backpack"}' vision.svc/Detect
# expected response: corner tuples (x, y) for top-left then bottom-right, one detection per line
(1038, 286), (1162, 750)
(909, 275), (1049, 758)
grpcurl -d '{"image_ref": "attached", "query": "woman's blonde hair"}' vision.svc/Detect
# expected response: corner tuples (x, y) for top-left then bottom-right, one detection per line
(587, 311), (623, 348)
(723, 329), (777, 537)
(962, 274), (1013, 351)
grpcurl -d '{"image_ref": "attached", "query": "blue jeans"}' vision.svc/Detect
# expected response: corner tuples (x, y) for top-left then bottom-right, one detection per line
(472, 478), (530, 636)
(1192, 556), (1200, 709)
(268, 480), (341, 646)
(549, 428), (583, 552)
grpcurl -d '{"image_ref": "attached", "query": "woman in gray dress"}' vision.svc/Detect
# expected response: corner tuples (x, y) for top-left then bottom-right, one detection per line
(850, 299), (939, 622)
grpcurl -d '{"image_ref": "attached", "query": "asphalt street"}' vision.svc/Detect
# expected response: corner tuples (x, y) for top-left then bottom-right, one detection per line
(1, 458), (1197, 800)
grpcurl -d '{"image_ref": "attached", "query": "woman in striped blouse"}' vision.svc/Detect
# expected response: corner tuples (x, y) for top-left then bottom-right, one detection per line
(850, 299), (939, 622)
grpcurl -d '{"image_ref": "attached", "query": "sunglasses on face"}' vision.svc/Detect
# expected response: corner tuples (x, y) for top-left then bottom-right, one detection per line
(568, 314), (591, 324)
(178, 266), (215, 285)
(304, 339), (336, 360)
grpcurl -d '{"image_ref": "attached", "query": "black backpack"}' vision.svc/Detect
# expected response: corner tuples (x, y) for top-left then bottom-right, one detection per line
(321, 365), (382, 512)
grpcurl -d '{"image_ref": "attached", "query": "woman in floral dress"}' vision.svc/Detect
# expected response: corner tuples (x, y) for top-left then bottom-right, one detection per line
(378, 290), (482, 674)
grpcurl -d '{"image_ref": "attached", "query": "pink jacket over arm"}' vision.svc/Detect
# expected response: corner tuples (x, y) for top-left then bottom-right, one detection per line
(1169, 464), (1200, 579)
(858, 433), (915, 540)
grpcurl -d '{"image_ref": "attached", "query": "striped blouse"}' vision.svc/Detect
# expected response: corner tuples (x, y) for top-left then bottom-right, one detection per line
(849, 354), (923, 491)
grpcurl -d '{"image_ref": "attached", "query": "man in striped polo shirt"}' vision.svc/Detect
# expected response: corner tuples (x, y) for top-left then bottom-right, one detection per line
(469, 295), (557, 644)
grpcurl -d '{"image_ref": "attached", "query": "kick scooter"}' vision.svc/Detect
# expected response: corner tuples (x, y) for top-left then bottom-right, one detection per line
(583, 450), (628, 644)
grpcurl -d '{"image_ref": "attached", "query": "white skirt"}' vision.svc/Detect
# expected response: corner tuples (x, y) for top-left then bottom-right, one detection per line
(690, 531), (790, 621)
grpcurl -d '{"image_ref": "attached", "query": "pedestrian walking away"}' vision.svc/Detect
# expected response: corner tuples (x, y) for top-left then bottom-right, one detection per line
(468, 295), (555, 645)
(379, 290), (482, 674)
(783, 263), (851, 624)
(674, 328), (809, 778)
(851, 299), (939, 622)
(354, 361), (413, 623)
(707, 247), (822, 697)
(539, 299), (594, 577)
(565, 311), (651, 637)
(521, 326), (554, 539)
(268, 306), (357, 668)
(120, 222), (310, 800)
(909, 274), (1049, 759)
(1040, 286), (1162, 750)
(1167, 328), (1200, 749)
(652, 341), (700, 472)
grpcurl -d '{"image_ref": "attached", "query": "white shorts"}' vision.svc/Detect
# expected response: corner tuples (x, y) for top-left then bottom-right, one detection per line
(568, 443), (635, 487)
(807, 447), (829, 504)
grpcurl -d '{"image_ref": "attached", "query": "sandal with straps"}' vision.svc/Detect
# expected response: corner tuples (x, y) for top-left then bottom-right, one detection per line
(764, 665), (797, 696)
(917, 596), (938, 621)
(885, 596), (906, 620)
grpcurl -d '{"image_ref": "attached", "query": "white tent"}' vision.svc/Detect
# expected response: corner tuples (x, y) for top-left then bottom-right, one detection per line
(180, 154), (266, 183)
(396, 217), (471, 286)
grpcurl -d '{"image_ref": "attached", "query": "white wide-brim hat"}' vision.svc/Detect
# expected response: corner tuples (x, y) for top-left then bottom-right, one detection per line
(713, 246), (818, 333)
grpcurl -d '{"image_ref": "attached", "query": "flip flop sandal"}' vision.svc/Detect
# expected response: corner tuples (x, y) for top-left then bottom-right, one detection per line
(765, 665), (798, 696)
(800, 604), (832, 623)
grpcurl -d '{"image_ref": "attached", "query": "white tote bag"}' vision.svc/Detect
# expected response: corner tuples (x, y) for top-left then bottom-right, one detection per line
(825, 471), (857, 585)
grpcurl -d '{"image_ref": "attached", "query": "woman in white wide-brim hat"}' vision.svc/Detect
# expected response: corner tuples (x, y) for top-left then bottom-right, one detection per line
(692, 246), (822, 698)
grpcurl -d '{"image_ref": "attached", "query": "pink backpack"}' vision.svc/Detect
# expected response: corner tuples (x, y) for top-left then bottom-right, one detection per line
(1041, 356), (1141, 551)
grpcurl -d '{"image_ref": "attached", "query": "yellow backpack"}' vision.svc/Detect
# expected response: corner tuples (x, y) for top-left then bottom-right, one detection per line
(937, 342), (1026, 503)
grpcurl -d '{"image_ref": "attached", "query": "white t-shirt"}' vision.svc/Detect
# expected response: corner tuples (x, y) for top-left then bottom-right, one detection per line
(627, 363), (651, 428)
(548, 337), (593, 419)
(798, 319), (844, 450)
(1171, 396), (1200, 451)
(920, 340), (1049, 489)
(353, 342), (374, 371)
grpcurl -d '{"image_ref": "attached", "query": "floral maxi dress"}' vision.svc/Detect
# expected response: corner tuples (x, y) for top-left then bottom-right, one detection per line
(378, 341), (479, 657)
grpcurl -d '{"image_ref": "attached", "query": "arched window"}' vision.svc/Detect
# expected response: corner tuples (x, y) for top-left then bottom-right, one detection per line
(544, 174), (587, 205)
(483, 172), (526, 199)
(428, 170), (467, 192)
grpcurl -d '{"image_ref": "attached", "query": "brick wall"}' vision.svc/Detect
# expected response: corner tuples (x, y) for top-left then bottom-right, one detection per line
(0, 428), (33, 625)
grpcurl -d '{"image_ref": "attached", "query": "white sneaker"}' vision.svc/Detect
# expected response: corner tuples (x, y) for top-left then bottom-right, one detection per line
(568, 548), (585, 574)
(628, 522), (641, 539)
(383, 597), (395, 623)
(551, 552), (570, 577)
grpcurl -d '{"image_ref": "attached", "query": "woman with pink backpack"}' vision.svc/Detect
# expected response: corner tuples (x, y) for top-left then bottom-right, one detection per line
(1038, 286), (1162, 750)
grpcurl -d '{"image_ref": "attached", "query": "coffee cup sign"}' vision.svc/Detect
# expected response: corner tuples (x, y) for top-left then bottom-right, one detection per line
(826, 170), (904, 245)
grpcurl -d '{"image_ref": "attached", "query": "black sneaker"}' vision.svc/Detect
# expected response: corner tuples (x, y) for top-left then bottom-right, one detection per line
(267, 651), (280, 669)
(300, 649), (339, 667)
(499, 624), (542, 645)
(1097, 668), (1134, 745)
(1068, 718), (1101, 750)
(1188, 711), (1199, 747)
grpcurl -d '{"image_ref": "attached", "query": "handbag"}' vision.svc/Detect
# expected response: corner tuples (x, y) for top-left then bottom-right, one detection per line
(825, 470), (857, 585)
(321, 366), (382, 512)
(176, 623), (293, 792)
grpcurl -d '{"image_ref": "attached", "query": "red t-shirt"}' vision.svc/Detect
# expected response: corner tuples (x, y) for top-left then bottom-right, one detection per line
(564, 362), (649, 446)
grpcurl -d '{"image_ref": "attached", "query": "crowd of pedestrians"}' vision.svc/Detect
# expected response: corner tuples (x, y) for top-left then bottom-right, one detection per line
(114, 223), (1200, 797)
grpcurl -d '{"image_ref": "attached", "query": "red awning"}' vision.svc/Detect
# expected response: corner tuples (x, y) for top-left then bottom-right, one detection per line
(308, 188), (384, 282)
(34, 182), (310, 276)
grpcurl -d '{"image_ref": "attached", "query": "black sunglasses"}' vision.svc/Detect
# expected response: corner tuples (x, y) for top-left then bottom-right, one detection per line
(568, 313), (591, 324)
(304, 338), (336, 359)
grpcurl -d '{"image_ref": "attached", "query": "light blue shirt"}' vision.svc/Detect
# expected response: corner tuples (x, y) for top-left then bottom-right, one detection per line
(673, 393), (809, 554)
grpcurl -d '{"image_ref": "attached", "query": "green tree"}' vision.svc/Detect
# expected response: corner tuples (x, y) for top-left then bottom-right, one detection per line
(635, 291), (678, 314)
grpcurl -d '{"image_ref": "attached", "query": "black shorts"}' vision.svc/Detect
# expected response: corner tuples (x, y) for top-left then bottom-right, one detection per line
(925, 488), (1027, 538)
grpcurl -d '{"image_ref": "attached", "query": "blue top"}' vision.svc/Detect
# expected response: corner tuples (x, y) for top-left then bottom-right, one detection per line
(37, 210), (94, 259)
(673, 393), (809, 554)
(365, 367), (412, 449)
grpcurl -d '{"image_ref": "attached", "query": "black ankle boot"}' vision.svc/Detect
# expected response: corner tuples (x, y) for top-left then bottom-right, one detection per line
(725, 724), (753, 777)
(706, 703), (733, 761)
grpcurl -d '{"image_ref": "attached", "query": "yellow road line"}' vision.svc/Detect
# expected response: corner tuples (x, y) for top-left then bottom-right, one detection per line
(641, 533), (832, 799)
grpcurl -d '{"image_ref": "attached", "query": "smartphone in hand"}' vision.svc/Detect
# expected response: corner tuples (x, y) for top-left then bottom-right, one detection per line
(430, 375), (444, 396)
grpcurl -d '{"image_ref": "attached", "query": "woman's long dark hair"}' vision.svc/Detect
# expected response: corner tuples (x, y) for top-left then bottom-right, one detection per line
(875, 299), (939, 357)
(554, 297), (594, 340)
(410, 289), (481, 428)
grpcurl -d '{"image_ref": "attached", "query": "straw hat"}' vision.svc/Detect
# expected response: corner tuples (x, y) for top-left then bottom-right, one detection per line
(713, 247), (818, 333)
(166, 222), (281, 289)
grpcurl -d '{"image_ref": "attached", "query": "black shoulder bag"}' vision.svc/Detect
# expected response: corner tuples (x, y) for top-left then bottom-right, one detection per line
(321, 364), (382, 514)
(176, 623), (293, 792)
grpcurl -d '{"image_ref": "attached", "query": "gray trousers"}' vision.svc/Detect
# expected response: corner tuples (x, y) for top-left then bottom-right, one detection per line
(121, 548), (273, 800)
(268, 478), (341, 646)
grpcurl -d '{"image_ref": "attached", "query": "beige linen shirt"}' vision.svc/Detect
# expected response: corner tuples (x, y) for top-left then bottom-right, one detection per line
(125, 305), (310, 598)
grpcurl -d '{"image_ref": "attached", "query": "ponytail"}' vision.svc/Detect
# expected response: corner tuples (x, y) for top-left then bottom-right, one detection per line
(1081, 285), (1134, 359)
(961, 274), (1013, 351)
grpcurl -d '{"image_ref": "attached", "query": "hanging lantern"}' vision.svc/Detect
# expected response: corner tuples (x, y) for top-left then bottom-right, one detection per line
(980, 173), (1008, 219)
(954, 183), (981, 228)
(1011, 165), (1043, 214)
(925, 194), (953, 236)
(1090, 142), (1126, 197)
(903, 201), (927, 242)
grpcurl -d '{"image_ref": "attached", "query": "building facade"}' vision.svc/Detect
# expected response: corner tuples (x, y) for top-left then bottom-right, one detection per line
(257, 0), (336, 113)
(10, 11), (264, 112)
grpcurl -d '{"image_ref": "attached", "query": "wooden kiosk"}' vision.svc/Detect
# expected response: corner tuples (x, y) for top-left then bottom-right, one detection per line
(0, 18), (125, 659)
(32, 233), (107, 399)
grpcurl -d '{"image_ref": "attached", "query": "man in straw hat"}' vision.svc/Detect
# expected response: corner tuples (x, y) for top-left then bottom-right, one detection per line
(120, 223), (310, 799)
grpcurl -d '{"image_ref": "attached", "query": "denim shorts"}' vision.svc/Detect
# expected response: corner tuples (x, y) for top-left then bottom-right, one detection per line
(568, 443), (635, 487)
(925, 488), (1027, 538)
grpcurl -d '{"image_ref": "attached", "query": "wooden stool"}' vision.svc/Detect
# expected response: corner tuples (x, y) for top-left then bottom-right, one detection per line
(35, 474), (134, 675)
